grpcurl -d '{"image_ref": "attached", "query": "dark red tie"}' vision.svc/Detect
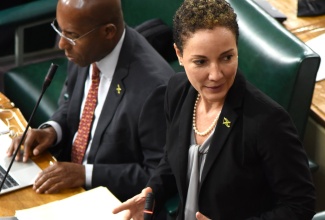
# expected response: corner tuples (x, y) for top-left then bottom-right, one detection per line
(71, 63), (100, 164)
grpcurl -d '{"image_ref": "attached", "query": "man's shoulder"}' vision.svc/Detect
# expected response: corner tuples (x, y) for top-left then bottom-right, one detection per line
(122, 27), (175, 76)
(124, 26), (174, 67)
(124, 26), (154, 50)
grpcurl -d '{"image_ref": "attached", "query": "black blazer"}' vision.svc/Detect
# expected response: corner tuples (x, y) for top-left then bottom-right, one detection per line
(148, 71), (315, 220)
(50, 26), (175, 201)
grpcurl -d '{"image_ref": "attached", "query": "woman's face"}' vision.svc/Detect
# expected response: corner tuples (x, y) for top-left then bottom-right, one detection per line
(175, 27), (238, 104)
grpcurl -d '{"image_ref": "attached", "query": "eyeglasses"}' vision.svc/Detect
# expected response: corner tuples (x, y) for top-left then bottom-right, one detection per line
(51, 19), (100, 46)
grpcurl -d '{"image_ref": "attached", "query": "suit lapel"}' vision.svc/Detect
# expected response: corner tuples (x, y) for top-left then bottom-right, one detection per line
(174, 87), (197, 200)
(201, 72), (245, 184)
(87, 70), (127, 162)
(87, 28), (131, 162)
(94, 70), (127, 129)
(200, 104), (238, 183)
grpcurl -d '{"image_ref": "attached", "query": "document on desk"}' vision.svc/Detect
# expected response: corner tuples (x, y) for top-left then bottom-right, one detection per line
(306, 33), (325, 81)
(0, 120), (9, 134)
(15, 186), (127, 220)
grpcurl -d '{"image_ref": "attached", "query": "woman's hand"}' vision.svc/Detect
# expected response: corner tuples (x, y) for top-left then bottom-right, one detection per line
(112, 187), (153, 220)
(196, 212), (212, 220)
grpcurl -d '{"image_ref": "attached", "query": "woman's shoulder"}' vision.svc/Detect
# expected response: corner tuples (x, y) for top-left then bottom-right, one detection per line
(166, 72), (192, 97)
(168, 72), (189, 89)
(165, 72), (193, 111)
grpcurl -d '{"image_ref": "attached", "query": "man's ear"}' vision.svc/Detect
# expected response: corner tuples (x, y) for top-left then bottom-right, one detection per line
(174, 43), (183, 66)
(104, 24), (117, 39)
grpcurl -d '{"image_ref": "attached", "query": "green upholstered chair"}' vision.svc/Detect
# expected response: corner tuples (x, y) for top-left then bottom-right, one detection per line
(121, 0), (184, 73)
(0, 0), (58, 66)
(229, 0), (320, 172)
(4, 58), (67, 128)
(0, 0), (56, 27)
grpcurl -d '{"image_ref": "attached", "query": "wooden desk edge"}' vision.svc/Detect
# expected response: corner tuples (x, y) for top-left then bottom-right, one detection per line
(0, 151), (84, 217)
(0, 94), (84, 216)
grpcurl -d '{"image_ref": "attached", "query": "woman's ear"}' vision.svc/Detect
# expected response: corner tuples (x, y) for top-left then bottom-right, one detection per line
(174, 43), (183, 66)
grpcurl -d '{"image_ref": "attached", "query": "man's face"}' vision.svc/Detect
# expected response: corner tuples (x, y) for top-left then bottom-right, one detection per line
(55, 3), (107, 67)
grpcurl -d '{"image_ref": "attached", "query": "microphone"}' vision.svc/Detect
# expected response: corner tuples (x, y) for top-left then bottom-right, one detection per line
(42, 63), (58, 91)
(143, 192), (155, 220)
(0, 63), (58, 193)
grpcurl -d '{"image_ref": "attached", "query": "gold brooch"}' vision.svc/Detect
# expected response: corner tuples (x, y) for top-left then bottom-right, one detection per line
(116, 84), (122, 94)
(223, 117), (231, 128)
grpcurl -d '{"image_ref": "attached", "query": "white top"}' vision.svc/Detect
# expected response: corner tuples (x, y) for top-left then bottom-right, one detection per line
(184, 128), (214, 220)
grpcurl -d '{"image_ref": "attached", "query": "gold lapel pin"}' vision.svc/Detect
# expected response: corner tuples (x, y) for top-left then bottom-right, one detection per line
(116, 84), (122, 94)
(223, 117), (231, 128)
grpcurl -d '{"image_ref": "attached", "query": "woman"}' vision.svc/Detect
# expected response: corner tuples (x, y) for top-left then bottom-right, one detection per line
(113, 0), (315, 219)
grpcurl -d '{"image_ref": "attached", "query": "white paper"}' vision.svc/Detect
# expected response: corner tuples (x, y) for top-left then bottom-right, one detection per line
(15, 186), (127, 220)
(306, 33), (325, 81)
(0, 133), (13, 155)
(0, 119), (9, 134)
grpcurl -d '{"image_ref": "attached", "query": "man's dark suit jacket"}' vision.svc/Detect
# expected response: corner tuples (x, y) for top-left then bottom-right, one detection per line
(50, 26), (175, 201)
(148, 71), (315, 220)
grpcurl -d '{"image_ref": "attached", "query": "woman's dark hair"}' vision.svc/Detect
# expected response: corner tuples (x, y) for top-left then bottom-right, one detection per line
(173, 0), (239, 54)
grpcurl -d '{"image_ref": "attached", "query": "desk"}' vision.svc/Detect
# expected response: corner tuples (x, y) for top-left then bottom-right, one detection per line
(0, 93), (84, 217)
(267, 0), (325, 126)
(0, 152), (85, 217)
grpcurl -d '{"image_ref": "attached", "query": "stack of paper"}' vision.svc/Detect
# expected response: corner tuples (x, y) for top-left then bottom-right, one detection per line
(15, 186), (127, 220)
(306, 33), (325, 82)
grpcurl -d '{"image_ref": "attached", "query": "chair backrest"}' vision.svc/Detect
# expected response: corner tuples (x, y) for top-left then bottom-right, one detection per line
(121, 1), (181, 28)
(121, 0), (184, 72)
(228, 0), (320, 140)
(4, 58), (67, 128)
(0, 0), (58, 66)
(0, 0), (56, 27)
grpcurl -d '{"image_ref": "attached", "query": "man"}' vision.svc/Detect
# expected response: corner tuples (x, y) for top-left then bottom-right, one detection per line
(7, 0), (174, 202)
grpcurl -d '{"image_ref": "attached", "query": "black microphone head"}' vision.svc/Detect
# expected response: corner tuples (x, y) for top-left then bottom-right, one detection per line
(144, 192), (155, 220)
(144, 193), (155, 210)
(42, 63), (58, 90)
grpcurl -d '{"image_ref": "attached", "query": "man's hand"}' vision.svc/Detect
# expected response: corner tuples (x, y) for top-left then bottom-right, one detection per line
(33, 162), (85, 194)
(112, 187), (152, 220)
(7, 127), (57, 162)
